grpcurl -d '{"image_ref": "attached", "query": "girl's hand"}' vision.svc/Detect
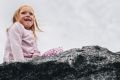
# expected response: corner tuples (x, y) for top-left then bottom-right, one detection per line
(32, 52), (41, 59)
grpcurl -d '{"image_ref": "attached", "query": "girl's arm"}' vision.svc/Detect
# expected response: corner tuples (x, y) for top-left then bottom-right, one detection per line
(8, 22), (25, 62)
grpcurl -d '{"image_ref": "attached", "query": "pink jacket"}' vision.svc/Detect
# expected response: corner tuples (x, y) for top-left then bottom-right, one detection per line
(4, 22), (40, 63)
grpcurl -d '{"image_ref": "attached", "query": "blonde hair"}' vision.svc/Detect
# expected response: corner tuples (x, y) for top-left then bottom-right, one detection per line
(12, 5), (41, 38)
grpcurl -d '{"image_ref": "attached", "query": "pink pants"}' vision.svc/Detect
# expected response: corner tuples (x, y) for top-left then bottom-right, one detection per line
(41, 47), (63, 57)
(30, 47), (63, 60)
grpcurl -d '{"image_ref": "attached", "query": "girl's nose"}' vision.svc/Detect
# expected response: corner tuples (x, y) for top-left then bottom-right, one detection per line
(26, 12), (31, 16)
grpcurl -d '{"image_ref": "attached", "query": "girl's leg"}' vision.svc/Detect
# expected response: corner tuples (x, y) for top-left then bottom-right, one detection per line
(41, 47), (63, 57)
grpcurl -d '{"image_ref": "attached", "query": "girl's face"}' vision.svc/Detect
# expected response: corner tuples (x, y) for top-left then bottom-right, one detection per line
(18, 6), (34, 30)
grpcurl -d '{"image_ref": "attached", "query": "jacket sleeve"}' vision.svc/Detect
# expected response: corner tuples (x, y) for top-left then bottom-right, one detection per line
(3, 38), (10, 63)
(8, 22), (25, 62)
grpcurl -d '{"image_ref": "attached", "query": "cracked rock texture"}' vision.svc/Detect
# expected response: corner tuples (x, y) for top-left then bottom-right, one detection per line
(0, 46), (120, 80)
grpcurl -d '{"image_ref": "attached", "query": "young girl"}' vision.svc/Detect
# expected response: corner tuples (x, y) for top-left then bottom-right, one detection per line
(4, 5), (63, 63)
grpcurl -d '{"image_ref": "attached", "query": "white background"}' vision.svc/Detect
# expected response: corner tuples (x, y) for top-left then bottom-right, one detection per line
(0, 0), (120, 63)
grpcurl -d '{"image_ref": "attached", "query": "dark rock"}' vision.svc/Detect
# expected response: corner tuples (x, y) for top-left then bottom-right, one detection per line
(0, 45), (120, 80)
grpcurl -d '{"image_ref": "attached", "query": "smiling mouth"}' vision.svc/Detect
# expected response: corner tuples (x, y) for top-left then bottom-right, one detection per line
(24, 18), (32, 22)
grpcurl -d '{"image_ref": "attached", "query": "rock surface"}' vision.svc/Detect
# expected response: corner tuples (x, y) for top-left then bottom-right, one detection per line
(0, 46), (120, 80)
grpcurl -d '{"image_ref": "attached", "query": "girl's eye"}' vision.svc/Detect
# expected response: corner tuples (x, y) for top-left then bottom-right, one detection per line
(29, 12), (33, 15)
(21, 12), (26, 14)
(20, 11), (33, 15)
